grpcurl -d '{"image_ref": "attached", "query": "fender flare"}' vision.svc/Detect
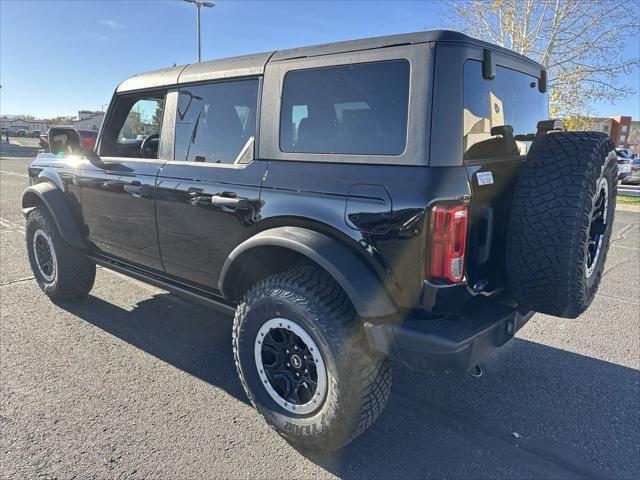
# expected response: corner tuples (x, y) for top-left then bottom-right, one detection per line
(219, 226), (397, 318)
(22, 182), (88, 250)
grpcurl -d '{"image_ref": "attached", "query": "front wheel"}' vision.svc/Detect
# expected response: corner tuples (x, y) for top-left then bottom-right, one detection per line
(233, 266), (391, 451)
(26, 207), (96, 300)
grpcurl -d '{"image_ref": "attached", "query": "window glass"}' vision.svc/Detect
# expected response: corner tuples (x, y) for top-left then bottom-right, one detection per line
(100, 93), (165, 158)
(175, 79), (258, 164)
(280, 60), (410, 155)
(463, 60), (548, 160)
(621, 125), (629, 133)
(118, 99), (164, 143)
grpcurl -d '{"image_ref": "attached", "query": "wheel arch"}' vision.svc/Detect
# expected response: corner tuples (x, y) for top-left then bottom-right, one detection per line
(219, 226), (397, 318)
(22, 182), (88, 250)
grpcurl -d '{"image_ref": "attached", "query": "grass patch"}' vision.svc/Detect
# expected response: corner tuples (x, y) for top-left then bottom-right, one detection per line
(617, 195), (640, 206)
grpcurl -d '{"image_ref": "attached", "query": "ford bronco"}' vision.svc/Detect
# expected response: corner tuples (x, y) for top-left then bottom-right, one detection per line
(22, 31), (617, 451)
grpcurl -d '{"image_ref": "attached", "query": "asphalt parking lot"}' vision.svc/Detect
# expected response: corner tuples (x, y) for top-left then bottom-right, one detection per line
(1, 143), (639, 479)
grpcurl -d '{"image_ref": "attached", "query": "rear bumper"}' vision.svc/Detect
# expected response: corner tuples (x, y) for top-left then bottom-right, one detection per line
(364, 300), (534, 374)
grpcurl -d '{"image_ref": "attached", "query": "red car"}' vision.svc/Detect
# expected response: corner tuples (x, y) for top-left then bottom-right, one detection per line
(40, 128), (98, 151)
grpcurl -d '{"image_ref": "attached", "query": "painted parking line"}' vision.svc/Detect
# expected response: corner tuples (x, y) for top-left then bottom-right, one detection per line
(0, 217), (25, 232)
(0, 169), (29, 178)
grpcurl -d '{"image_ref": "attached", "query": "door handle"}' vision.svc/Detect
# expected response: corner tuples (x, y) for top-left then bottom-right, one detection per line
(188, 190), (211, 206)
(211, 193), (247, 208)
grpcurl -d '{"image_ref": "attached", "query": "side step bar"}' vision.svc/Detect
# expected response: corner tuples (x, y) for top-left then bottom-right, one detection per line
(88, 255), (236, 316)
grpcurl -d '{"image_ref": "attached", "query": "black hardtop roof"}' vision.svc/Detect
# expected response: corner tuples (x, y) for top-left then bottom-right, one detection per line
(117, 30), (543, 93)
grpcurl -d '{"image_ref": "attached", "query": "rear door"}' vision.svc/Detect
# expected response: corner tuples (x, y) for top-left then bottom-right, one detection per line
(80, 91), (168, 270)
(155, 78), (265, 290)
(459, 55), (548, 292)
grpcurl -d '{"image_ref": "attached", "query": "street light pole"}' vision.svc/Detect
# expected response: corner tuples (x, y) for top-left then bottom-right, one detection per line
(196, 3), (201, 62)
(182, 0), (215, 63)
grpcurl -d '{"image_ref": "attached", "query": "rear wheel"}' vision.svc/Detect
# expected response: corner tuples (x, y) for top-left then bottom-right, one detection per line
(26, 207), (95, 300)
(233, 266), (391, 451)
(506, 132), (617, 318)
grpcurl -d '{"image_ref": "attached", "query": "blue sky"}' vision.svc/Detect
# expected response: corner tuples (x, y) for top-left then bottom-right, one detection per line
(1, 0), (638, 119)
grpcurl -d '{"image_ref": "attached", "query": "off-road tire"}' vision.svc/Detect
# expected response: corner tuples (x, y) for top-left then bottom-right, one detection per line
(26, 207), (95, 300)
(233, 266), (392, 451)
(506, 131), (617, 318)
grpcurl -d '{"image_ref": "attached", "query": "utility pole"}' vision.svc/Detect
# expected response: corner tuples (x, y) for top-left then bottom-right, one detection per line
(182, 0), (215, 62)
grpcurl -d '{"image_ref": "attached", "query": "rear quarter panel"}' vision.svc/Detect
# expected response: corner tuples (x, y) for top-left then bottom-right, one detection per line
(259, 161), (470, 308)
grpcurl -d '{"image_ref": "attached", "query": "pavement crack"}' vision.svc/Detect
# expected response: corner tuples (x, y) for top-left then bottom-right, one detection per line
(0, 276), (35, 287)
(610, 224), (637, 245)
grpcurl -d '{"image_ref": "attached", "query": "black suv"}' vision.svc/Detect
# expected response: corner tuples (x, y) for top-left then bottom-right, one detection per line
(22, 31), (617, 451)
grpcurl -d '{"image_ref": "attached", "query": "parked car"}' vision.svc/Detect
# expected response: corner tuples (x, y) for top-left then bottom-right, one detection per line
(31, 129), (43, 138)
(617, 148), (634, 159)
(39, 127), (97, 152)
(21, 30), (617, 451)
(78, 129), (98, 149)
(616, 148), (633, 180)
(39, 131), (49, 150)
(15, 128), (28, 137)
(621, 157), (640, 185)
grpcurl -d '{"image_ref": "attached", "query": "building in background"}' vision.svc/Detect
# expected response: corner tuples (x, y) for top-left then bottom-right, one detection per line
(590, 115), (637, 151)
(0, 117), (49, 133)
(625, 120), (639, 152)
(73, 110), (104, 131)
(1, 110), (105, 135)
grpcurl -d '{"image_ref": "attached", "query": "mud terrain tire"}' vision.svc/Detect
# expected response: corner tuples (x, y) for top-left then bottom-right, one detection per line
(506, 132), (617, 318)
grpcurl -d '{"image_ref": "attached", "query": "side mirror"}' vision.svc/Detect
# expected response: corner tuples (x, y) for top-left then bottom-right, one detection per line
(48, 127), (81, 155)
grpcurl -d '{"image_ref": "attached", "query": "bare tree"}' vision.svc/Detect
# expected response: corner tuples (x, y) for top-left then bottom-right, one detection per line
(453, 0), (640, 129)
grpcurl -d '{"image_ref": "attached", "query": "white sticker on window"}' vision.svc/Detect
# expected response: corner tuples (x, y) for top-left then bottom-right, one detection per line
(476, 171), (494, 186)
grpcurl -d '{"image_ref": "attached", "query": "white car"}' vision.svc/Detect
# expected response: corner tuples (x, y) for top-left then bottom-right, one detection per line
(616, 148), (633, 180)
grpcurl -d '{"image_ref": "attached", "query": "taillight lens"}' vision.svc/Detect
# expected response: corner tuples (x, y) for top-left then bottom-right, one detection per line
(427, 204), (468, 284)
(80, 137), (93, 148)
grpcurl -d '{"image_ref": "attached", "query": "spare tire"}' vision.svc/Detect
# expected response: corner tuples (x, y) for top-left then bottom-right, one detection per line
(506, 131), (617, 318)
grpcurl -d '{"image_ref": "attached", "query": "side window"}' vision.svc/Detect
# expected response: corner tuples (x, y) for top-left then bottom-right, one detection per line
(118, 99), (164, 143)
(280, 60), (410, 156)
(100, 92), (166, 159)
(174, 79), (258, 164)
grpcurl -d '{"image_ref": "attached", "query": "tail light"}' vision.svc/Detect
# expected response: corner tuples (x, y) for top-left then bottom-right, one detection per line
(80, 137), (95, 148)
(427, 204), (469, 284)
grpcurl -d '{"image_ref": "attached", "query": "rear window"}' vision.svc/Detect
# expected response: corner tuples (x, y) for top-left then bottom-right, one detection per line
(280, 60), (410, 156)
(463, 60), (548, 161)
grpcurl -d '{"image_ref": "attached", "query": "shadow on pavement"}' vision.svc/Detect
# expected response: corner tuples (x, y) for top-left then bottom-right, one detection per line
(56, 292), (248, 403)
(58, 292), (639, 480)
